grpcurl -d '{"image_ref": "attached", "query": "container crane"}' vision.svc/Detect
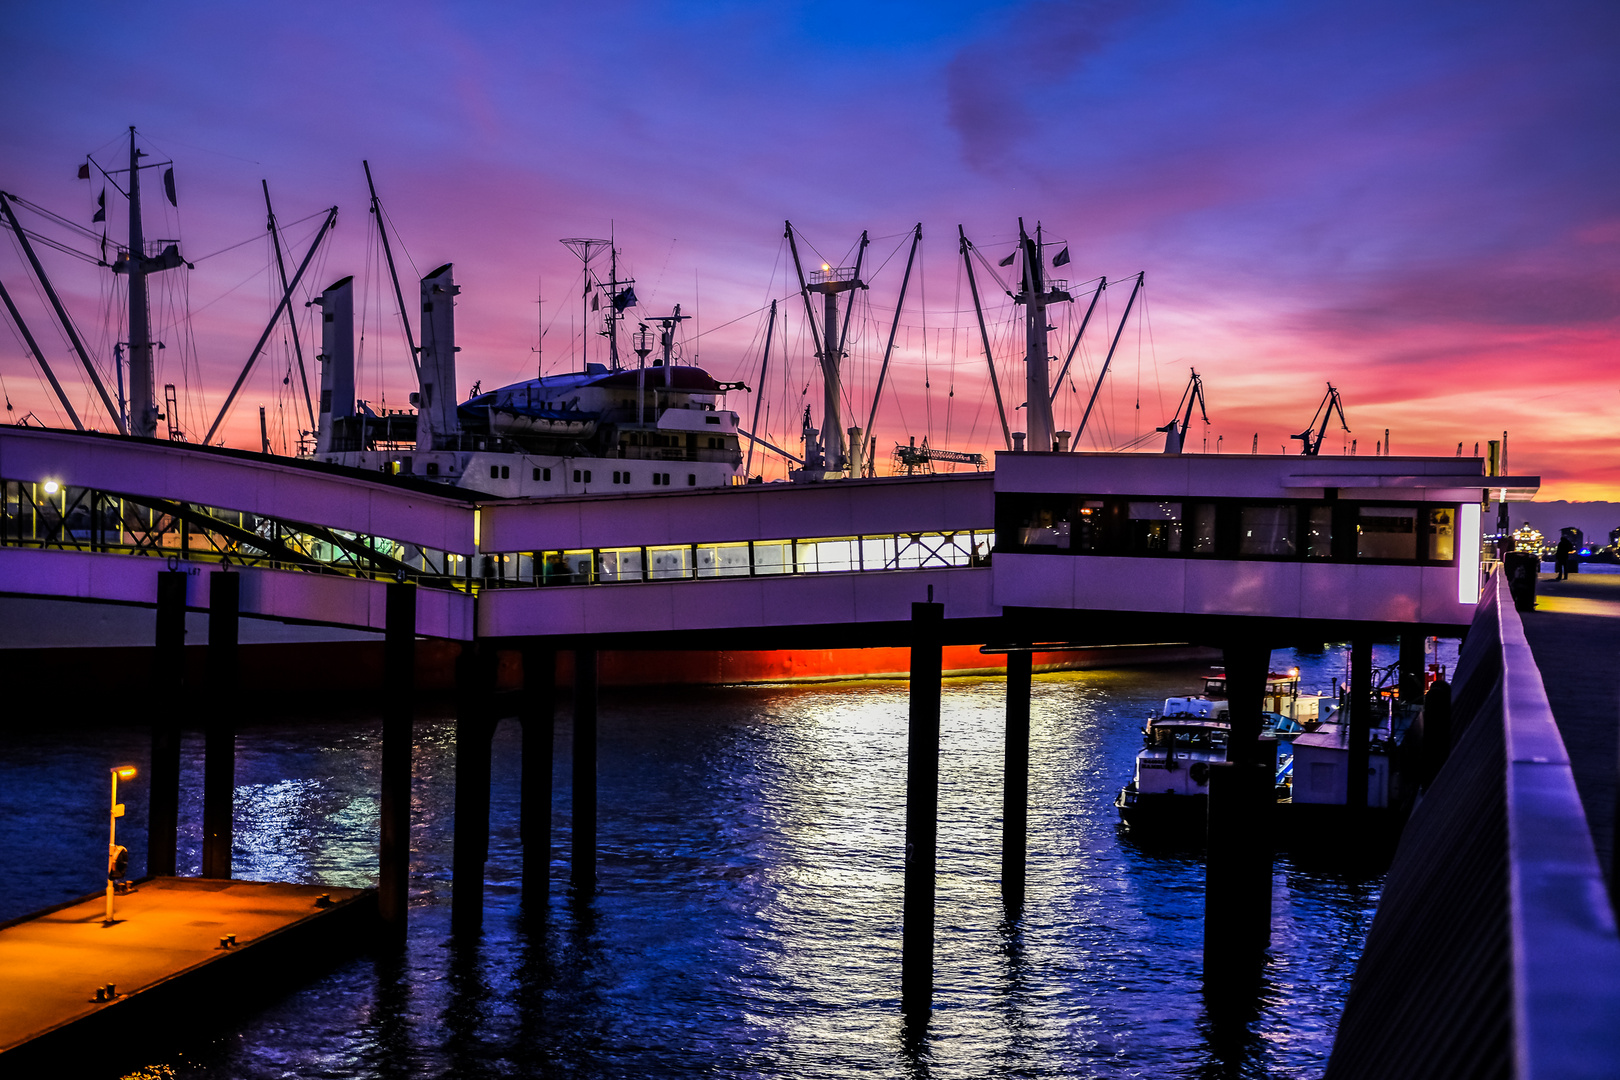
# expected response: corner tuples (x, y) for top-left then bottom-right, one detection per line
(1292, 383), (1349, 456)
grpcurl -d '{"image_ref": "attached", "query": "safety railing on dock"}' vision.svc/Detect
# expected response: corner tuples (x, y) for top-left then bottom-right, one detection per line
(1325, 568), (1620, 1080)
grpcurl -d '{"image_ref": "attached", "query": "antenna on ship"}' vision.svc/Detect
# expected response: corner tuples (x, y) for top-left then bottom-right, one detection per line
(597, 234), (637, 372)
(560, 237), (610, 373)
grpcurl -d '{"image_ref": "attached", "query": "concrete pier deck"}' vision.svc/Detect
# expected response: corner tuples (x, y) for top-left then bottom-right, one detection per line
(0, 877), (373, 1068)
(1520, 571), (1620, 890)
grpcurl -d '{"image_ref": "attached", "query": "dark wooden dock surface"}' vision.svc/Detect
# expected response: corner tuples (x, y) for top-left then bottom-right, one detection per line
(1520, 570), (1620, 889)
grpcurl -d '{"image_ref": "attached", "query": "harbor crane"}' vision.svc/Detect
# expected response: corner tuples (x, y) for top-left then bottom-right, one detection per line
(1158, 368), (1207, 453)
(1292, 383), (1349, 456)
(892, 436), (987, 475)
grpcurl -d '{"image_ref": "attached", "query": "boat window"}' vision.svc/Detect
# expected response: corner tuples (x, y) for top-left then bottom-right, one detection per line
(1357, 505), (1417, 559)
(1239, 504), (1296, 556)
(647, 544), (692, 580)
(1427, 507), (1455, 561)
(1128, 501), (1181, 554)
(752, 539), (792, 575)
(1185, 502), (1216, 554)
(695, 542), (751, 578)
(1303, 505), (1333, 558)
(597, 547), (643, 583)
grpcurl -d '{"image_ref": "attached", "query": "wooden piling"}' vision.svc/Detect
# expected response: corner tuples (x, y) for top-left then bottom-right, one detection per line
(201, 571), (238, 880)
(571, 648), (598, 892)
(147, 570), (185, 878)
(1398, 632), (1425, 705)
(1347, 638), (1373, 810)
(1001, 648), (1031, 912)
(1203, 640), (1274, 980)
(378, 581), (415, 933)
(902, 601), (943, 1022)
(521, 644), (556, 905)
(451, 642), (496, 934)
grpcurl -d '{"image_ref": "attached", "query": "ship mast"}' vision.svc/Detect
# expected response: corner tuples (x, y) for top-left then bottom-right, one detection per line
(1014, 219), (1069, 453)
(785, 222), (866, 475)
(111, 129), (186, 438)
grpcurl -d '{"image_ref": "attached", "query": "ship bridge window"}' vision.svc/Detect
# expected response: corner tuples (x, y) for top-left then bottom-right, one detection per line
(706, 415), (721, 424)
(1358, 506), (1417, 559)
(1239, 505), (1297, 557)
(1128, 501), (1181, 554)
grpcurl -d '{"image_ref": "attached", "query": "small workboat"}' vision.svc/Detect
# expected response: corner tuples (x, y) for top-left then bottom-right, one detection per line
(1115, 672), (1314, 835)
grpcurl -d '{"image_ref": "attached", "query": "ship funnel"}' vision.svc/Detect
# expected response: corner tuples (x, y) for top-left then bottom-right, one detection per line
(416, 263), (462, 452)
(314, 276), (354, 455)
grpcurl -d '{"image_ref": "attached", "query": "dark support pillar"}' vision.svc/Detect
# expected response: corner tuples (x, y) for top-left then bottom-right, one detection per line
(521, 644), (557, 905)
(1347, 638), (1373, 810)
(1421, 677), (1452, 788)
(1001, 649), (1032, 912)
(1204, 760), (1274, 980)
(902, 601), (944, 1024)
(452, 642), (496, 934)
(201, 571), (238, 880)
(379, 582), (416, 933)
(147, 570), (186, 878)
(1398, 632), (1425, 706)
(1204, 639), (1273, 982)
(1221, 642), (1271, 767)
(571, 648), (598, 893)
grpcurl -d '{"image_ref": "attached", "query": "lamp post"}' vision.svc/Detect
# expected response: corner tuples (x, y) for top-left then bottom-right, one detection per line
(106, 765), (136, 924)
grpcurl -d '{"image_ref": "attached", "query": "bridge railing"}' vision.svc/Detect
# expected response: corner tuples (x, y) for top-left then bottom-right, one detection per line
(0, 479), (473, 592)
(1325, 568), (1620, 1080)
(477, 529), (995, 588)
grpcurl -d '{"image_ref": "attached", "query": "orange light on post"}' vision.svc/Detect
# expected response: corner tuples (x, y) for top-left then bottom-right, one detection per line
(106, 765), (138, 925)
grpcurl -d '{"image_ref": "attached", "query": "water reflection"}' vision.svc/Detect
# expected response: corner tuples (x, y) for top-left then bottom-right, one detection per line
(2, 643), (1452, 1078)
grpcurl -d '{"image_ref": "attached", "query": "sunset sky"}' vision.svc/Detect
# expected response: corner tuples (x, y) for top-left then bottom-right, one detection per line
(1, 1), (1615, 497)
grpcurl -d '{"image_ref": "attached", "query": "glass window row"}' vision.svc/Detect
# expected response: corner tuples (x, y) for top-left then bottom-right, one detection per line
(480, 530), (995, 586)
(1000, 495), (1457, 564)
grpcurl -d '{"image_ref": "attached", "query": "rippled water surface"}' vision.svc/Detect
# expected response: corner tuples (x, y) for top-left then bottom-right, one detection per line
(0, 644), (1445, 1078)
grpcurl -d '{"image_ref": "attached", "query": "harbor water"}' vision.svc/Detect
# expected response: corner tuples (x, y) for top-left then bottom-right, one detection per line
(0, 644), (1440, 1078)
